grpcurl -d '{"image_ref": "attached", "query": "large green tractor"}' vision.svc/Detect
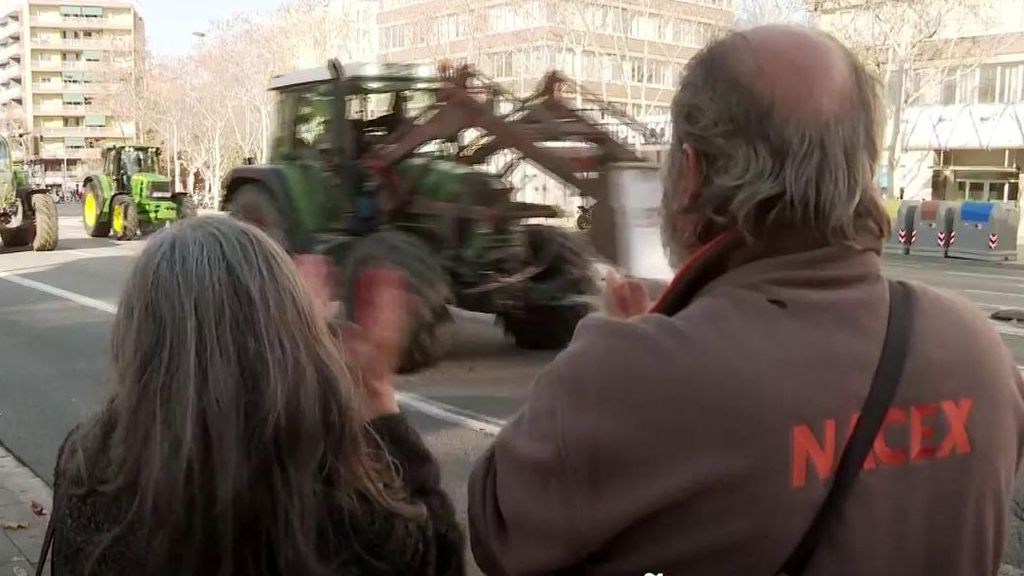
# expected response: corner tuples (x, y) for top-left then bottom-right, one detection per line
(0, 134), (58, 252)
(223, 61), (604, 372)
(82, 145), (196, 240)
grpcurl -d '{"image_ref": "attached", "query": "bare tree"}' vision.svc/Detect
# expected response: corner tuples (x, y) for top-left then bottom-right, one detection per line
(735, 0), (810, 26)
(815, 0), (1004, 197)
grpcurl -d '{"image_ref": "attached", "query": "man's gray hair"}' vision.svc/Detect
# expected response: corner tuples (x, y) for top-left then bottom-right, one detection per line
(664, 29), (890, 248)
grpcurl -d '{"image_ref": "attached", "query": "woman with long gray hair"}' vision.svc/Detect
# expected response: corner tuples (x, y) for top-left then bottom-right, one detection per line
(47, 216), (464, 575)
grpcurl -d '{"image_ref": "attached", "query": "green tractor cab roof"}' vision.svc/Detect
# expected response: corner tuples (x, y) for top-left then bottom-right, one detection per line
(268, 61), (443, 93)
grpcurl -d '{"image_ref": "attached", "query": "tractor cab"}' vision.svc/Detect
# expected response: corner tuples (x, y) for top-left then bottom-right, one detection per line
(104, 145), (162, 193)
(264, 62), (442, 229)
(269, 61), (439, 168)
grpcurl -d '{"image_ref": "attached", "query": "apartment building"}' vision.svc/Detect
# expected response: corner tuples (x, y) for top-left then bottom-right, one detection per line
(814, 0), (1024, 209)
(379, 0), (734, 132)
(377, 0), (733, 219)
(0, 0), (143, 190)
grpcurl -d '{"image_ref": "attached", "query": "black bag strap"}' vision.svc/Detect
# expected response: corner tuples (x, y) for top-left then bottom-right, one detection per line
(777, 280), (915, 576)
(35, 511), (54, 576)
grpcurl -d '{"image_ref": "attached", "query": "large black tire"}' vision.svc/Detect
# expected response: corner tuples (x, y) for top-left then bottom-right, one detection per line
(83, 180), (111, 238)
(340, 230), (454, 373)
(174, 194), (197, 220)
(501, 225), (598, 350)
(30, 193), (58, 252)
(111, 195), (140, 241)
(226, 184), (287, 248)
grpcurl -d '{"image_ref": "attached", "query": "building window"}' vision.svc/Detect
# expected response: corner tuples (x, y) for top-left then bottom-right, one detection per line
(977, 64), (997, 104)
(998, 63), (1023, 104)
(488, 2), (541, 33)
(436, 13), (467, 43)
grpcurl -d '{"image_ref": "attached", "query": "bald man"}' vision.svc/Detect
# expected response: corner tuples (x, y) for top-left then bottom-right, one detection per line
(467, 26), (1024, 576)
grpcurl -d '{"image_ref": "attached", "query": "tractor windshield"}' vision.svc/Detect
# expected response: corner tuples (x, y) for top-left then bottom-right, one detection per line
(123, 148), (158, 176)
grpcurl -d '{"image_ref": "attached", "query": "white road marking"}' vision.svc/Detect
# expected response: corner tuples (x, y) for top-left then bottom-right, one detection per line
(0, 272), (506, 435)
(966, 289), (1024, 299)
(994, 322), (1024, 338)
(948, 271), (1024, 282)
(397, 392), (504, 436)
(0, 272), (118, 314)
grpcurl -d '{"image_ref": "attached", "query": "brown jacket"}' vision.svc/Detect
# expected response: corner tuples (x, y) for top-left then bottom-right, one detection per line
(468, 240), (1024, 576)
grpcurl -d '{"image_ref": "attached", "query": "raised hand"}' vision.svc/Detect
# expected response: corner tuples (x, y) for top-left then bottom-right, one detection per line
(340, 267), (408, 419)
(604, 269), (651, 319)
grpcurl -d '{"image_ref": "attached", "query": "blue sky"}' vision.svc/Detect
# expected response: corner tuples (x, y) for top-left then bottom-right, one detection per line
(137, 0), (286, 56)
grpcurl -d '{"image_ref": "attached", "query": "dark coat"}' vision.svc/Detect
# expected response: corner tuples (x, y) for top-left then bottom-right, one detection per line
(51, 413), (465, 576)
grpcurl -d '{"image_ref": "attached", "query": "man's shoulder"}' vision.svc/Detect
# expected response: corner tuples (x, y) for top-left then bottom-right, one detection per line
(905, 280), (1004, 343)
(552, 312), (709, 393)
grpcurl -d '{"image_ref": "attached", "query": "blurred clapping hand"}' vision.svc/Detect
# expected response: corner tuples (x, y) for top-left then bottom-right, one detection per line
(604, 269), (651, 319)
(295, 254), (406, 419)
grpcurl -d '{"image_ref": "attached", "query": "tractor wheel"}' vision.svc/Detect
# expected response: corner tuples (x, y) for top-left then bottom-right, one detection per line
(501, 225), (598, 350)
(111, 195), (140, 241)
(227, 184), (287, 248)
(340, 230), (454, 373)
(83, 181), (111, 238)
(174, 194), (197, 220)
(30, 193), (58, 252)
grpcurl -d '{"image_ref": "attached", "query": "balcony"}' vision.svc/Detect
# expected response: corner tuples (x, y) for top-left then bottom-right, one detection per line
(30, 16), (134, 30)
(0, 43), (21, 62)
(43, 170), (86, 183)
(30, 37), (132, 51)
(0, 83), (22, 101)
(30, 60), (113, 72)
(32, 81), (113, 94)
(29, 60), (61, 71)
(39, 125), (126, 138)
(31, 81), (63, 93)
(34, 104), (105, 116)
(0, 64), (20, 82)
(0, 20), (20, 40)
(60, 60), (107, 70)
(39, 147), (102, 161)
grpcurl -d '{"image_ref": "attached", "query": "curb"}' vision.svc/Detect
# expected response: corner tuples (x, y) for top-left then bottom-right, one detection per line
(0, 443), (52, 572)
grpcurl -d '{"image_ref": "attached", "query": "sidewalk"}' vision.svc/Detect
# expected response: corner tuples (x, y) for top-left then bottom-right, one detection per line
(0, 444), (52, 575)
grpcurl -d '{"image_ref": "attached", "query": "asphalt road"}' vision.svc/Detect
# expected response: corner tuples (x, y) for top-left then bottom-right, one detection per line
(2, 203), (1024, 573)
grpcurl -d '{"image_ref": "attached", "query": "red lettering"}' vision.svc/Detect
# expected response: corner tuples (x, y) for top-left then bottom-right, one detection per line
(874, 408), (907, 465)
(938, 398), (973, 457)
(911, 403), (938, 461)
(792, 420), (835, 488)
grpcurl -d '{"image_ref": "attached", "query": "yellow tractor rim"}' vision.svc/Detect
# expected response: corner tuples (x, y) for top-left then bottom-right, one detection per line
(112, 205), (123, 233)
(83, 194), (96, 227)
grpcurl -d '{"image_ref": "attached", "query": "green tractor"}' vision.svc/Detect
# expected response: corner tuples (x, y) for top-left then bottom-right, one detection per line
(223, 61), (611, 372)
(82, 145), (196, 240)
(0, 133), (58, 252)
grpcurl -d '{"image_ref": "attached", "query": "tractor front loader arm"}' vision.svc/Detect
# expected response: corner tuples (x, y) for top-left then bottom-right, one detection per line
(364, 84), (593, 204)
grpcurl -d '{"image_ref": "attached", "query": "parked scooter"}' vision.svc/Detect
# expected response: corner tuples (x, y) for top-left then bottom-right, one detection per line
(576, 205), (592, 231)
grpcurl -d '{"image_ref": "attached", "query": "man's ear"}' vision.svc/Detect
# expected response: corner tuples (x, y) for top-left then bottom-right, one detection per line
(679, 143), (702, 204)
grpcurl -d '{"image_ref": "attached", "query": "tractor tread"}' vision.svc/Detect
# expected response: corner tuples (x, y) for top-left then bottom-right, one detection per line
(30, 193), (58, 251)
(341, 230), (454, 373)
(112, 195), (140, 241)
(501, 225), (597, 350)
